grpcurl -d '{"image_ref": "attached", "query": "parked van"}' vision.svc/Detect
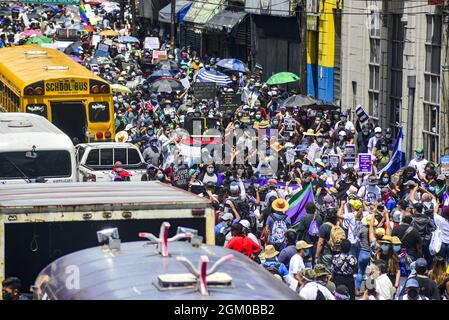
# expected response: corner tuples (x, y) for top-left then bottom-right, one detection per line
(0, 113), (77, 184)
(76, 142), (147, 182)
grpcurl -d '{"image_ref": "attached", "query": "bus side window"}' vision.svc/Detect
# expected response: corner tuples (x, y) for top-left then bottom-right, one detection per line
(86, 149), (99, 166)
(100, 149), (113, 166)
(128, 148), (141, 165)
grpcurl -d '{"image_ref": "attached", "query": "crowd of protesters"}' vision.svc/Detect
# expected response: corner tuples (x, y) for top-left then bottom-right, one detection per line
(1, 1), (449, 301)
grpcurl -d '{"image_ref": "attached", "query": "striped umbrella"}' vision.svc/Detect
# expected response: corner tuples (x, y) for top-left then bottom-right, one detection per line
(197, 68), (232, 87)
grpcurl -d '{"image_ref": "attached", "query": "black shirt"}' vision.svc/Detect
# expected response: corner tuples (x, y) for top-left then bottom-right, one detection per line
(295, 213), (323, 244)
(415, 276), (440, 300)
(391, 224), (422, 258)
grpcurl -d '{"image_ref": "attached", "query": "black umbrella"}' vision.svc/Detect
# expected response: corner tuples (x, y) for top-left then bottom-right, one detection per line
(310, 100), (340, 111)
(156, 60), (179, 72)
(281, 94), (318, 108)
(150, 77), (183, 93)
(64, 41), (82, 55)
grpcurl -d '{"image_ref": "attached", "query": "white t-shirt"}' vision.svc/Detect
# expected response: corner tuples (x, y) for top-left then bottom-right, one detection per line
(434, 214), (449, 243)
(247, 233), (261, 246)
(408, 158), (428, 176)
(288, 254), (305, 279)
(299, 282), (336, 300)
(375, 273), (394, 300)
(399, 295), (429, 300)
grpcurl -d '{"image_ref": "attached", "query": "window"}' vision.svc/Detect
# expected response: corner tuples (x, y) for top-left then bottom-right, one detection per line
(86, 149), (99, 166)
(369, 92), (379, 119)
(423, 14), (442, 163)
(100, 149), (113, 166)
(0, 151), (71, 179)
(114, 148), (127, 164)
(88, 102), (110, 123)
(370, 39), (380, 64)
(369, 12), (381, 120)
(128, 148), (141, 165)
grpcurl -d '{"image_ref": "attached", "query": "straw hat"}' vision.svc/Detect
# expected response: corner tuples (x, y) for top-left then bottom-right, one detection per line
(375, 228), (386, 237)
(303, 129), (316, 136)
(296, 240), (313, 250)
(115, 130), (129, 142)
(361, 214), (378, 226)
(391, 236), (402, 245)
(272, 198), (289, 212)
(254, 120), (269, 129)
(271, 142), (284, 152)
(379, 235), (393, 243)
(260, 245), (279, 259)
(314, 264), (330, 278)
(328, 187), (338, 194)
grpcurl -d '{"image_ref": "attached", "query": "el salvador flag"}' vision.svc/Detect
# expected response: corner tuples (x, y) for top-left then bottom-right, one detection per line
(379, 127), (406, 176)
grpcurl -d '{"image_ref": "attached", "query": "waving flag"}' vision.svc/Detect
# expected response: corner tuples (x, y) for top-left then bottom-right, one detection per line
(80, 1), (94, 32)
(378, 127), (405, 176)
(197, 68), (232, 86)
(286, 183), (314, 225)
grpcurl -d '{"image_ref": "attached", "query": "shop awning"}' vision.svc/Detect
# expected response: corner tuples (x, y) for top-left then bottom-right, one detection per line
(183, 0), (226, 27)
(159, 1), (193, 24)
(203, 10), (247, 33)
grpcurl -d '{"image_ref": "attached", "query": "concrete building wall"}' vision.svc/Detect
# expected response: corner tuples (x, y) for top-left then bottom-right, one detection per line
(340, 0), (446, 163)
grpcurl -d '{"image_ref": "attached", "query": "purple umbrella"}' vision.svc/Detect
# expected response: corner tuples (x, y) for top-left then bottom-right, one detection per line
(11, 6), (27, 13)
(69, 55), (82, 63)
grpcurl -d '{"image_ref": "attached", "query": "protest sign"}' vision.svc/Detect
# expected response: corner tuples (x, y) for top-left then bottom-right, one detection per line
(284, 118), (296, 132)
(329, 154), (340, 168)
(358, 153), (372, 173)
(355, 105), (369, 123)
(152, 50), (167, 63)
(219, 92), (240, 113)
(95, 43), (109, 58)
(307, 143), (319, 165)
(104, 38), (113, 46)
(192, 82), (217, 100)
(172, 163), (190, 189)
(441, 155), (449, 176)
(343, 144), (356, 164)
(144, 37), (160, 50)
(92, 35), (101, 47)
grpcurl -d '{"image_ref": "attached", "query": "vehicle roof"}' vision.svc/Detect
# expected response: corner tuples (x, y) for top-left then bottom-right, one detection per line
(0, 113), (74, 151)
(0, 45), (106, 89)
(35, 241), (300, 300)
(77, 142), (138, 148)
(0, 182), (211, 213)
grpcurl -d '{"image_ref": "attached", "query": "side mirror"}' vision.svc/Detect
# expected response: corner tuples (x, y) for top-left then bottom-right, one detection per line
(25, 151), (37, 159)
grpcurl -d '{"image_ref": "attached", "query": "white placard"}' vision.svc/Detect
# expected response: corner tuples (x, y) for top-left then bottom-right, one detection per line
(144, 37), (160, 50)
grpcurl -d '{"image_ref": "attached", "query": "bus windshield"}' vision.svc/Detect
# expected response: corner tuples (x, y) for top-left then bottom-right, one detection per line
(0, 151), (72, 179)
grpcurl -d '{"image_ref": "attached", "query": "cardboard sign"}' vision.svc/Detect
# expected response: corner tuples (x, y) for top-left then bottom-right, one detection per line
(328, 154), (340, 168)
(355, 104), (369, 123)
(343, 144), (356, 164)
(441, 155), (449, 176)
(192, 82), (217, 100)
(144, 37), (160, 50)
(172, 163), (190, 189)
(358, 153), (372, 173)
(152, 50), (167, 64)
(284, 118), (296, 132)
(219, 92), (240, 112)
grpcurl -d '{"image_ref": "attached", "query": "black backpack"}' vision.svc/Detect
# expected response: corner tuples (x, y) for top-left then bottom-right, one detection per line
(232, 199), (251, 220)
(411, 214), (436, 242)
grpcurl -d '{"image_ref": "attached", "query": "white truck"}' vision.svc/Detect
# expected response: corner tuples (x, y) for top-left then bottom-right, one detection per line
(76, 142), (147, 182)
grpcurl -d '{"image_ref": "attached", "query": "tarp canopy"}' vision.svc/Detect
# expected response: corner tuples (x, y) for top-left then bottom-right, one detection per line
(203, 10), (247, 33)
(183, 0), (226, 26)
(158, 0), (192, 24)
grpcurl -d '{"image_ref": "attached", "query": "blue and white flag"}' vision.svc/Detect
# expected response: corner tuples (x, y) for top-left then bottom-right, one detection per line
(379, 127), (405, 176)
(197, 68), (232, 87)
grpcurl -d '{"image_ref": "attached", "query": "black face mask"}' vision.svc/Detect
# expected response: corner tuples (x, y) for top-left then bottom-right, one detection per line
(407, 289), (418, 299)
(2, 290), (16, 300)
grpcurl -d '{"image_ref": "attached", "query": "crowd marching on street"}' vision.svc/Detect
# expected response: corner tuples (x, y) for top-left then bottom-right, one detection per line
(1, 1), (449, 301)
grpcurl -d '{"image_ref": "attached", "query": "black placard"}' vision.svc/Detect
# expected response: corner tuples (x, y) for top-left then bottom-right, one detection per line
(192, 82), (217, 100)
(172, 163), (190, 189)
(284, 118), (296, 132)
(219, 92), (240, 112)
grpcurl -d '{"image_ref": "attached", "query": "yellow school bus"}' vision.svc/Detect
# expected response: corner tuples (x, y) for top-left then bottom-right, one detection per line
(0, 45), (115, 143)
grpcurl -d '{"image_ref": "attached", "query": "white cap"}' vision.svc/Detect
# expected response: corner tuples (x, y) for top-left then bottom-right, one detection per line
(221, 212), (234, 221)
(374, 127), (382, 133)
(239, 220), (251, 229)
(339, 130), (347, 136)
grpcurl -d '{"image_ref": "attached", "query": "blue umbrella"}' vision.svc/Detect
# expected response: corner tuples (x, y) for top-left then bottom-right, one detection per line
(197, 68), (232, 87)
(216, 58), (249, 73)
(118, 36), (139, 43)
(147, 69), (176, 83)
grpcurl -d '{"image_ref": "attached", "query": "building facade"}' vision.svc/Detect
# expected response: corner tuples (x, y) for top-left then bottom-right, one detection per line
(339, 0), (448, 163)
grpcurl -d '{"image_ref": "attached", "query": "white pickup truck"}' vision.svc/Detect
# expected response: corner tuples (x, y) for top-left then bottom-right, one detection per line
(76, 142), (147, 182)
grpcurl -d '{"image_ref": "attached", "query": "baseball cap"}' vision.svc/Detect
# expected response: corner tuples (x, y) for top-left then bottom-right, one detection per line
(374, 127), (382, 133)
(415, 148), (424, 153)
(221, 212), (234, 222)
(239, 220), (251, 229)
(404, 180), (417, 187)
(405, 278), (420, 289)
(415, 258), (428, 269)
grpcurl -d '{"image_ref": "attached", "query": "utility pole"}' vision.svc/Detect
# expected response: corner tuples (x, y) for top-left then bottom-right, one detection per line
(120, 0), (125, 24)
(171, 0), (176, 48)
(130, 0), (137, 36)
(298, 1), (307, 95)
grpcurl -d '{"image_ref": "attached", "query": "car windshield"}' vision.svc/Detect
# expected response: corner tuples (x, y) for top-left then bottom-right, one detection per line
(0, 150), (72, 179)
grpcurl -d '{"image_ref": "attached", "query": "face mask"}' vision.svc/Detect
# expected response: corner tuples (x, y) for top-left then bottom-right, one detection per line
(363, 130), (369, 135)
(386, 134), (392, 139)
(157, 173), (164, 180)
(380, 244), (390, 253)
(381, 147), (387, 153)
(339, 136), (345, 141)
(317, 138), (323, 143)
(2, 290), (15, 300)
(382, 178), (389, 184)
(148, 130), (154, 135)
(207, 168), (214, 174)
(428, 186), (435, 192)
(323, 159), (328, 164)
(256, 115), (262, 121)
(415, 154), (422, 160)
(393, 245), (401, 253)
(273, 121), (279, 126)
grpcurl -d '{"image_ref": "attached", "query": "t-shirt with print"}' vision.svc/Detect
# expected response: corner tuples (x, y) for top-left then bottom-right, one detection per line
(318, 223), (333, 255)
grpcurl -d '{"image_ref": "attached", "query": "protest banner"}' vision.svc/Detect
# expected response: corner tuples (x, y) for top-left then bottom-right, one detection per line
(329, 154), (340, 168)
(172, 163), (190, 189)
(152, 50), (167, 64)
(441, 155), (449, 176)
(355, 105), (369, 123)
(358, 153), (372, 173)
(192, 82), (217, 100)
(219, 92), (240, 113)
(343, 144), (356, 164)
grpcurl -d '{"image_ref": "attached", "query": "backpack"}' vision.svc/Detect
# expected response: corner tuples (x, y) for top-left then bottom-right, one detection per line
(270, 214), (288, 249)
(232, 199), (251, 220)
(264, 262), (281, 276)
(325, 222), (346, 252)
(308, 214), (320, 237)
(411, 215), (435, 242)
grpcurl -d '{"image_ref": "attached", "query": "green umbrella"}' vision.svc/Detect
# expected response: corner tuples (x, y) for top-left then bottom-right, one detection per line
(266, 72), (301, 85)
(25, 36), (53, 45)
